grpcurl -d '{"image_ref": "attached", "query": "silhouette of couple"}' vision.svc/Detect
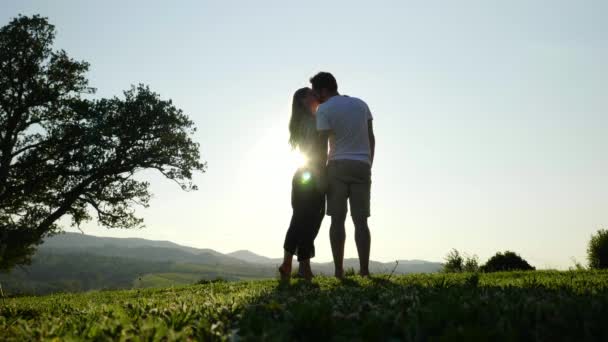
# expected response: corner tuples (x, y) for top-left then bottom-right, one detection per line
(279, 72), (375, 281)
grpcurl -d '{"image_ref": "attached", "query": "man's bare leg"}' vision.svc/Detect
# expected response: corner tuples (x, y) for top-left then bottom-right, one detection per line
(353, 216), (371, 277)
(330, 214), (346, 278)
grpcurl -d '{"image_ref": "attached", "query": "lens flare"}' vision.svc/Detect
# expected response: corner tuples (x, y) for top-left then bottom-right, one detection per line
(294, 151), (308, 167)
(301, 171), (312, 184)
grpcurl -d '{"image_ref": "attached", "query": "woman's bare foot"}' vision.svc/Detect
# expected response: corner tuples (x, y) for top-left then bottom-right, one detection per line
(278, 264), (291, 282)
(279, 251), (293, 282)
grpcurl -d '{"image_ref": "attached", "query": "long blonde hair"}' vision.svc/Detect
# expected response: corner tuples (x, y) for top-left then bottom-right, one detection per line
(288, 87), (315, 150)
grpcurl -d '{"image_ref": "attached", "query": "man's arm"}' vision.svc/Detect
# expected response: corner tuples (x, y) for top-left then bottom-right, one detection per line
(318, 130), (330, 166)
(316, 104), (331, 167)
(315, 129), (331, 193)
(368, 120), (375, 164)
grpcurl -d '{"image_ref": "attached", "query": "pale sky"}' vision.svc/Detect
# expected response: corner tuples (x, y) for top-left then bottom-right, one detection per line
(2, 1), (607, 268)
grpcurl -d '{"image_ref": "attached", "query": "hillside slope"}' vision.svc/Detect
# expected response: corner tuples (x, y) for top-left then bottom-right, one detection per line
(0, 232), (442, 295)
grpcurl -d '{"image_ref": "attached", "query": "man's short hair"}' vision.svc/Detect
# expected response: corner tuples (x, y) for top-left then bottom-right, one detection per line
(310, 72), (338, 92)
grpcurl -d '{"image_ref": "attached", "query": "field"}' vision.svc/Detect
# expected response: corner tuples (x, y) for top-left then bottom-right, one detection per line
(2, 271), (608, 341)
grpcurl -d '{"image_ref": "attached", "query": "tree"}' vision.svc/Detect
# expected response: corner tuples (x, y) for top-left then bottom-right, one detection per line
(443, 249), (463, 273)
(443, 249), (479, 273)
(480, 251), (535, 273)
(0, 15), (206, 271)
(587, 229), (608, 269)
(463, 254), (479, 273)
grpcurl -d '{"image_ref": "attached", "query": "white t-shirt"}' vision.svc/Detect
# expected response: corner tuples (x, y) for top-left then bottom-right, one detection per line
(316, 95), (373, 164)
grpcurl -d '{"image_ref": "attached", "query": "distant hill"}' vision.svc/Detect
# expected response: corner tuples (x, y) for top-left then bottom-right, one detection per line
(227, 250), (282, 264)
(41, 233), (241, 264)
(0, 232), (442, 295)
(225, 250), (442, 275)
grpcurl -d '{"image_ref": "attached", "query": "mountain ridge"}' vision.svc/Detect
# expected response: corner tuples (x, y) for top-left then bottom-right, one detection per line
(0, 232), (442, 295)
(51, 232), (443, 266)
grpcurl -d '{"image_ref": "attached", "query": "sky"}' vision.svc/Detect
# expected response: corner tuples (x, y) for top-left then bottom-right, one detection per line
(2, 1), (607, 268)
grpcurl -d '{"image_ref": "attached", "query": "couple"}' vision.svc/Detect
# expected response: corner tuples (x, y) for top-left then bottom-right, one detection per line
(279, 72), (375, 281)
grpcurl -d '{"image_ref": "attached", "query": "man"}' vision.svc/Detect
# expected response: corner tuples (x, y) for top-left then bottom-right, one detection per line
(311, 72), (375, 278)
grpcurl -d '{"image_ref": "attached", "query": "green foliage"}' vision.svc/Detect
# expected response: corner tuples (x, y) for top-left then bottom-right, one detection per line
(570, 257), (586, 271)
(443, 249), (479, 273)
(2, 271), (608, 341)
(0, 15), (205, 271)
(463, 254), (480, 272)
(481, 251), (535, 273)
(588, 229), (608, 269)
(196, 278), (227, 285)
(344, 267), (357, 277)
(443, 249), (464, 273)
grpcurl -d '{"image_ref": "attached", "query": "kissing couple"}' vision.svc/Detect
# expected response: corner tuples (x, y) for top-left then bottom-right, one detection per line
(279, 72), (375, 281)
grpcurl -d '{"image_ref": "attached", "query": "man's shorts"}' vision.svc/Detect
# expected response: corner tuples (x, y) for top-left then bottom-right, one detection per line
(326, 159), (371, 218)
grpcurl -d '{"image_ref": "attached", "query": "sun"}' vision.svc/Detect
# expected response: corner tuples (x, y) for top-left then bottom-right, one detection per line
(238, 122), (311, 195)
(288, 148), (309, 169)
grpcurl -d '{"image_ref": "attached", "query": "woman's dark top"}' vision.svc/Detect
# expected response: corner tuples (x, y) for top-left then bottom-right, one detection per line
(296, 115), (326, 171)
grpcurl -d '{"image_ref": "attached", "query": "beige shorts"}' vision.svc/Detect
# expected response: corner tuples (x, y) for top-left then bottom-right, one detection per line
(326, 159), (371, 218)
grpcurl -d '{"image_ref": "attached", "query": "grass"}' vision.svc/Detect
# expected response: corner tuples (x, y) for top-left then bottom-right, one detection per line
(133, 273), (204, 288)
(2, 271), (608, 341)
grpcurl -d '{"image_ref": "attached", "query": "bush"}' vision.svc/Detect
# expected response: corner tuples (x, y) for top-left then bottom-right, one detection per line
(443, 249), (464, 273)
(587, 229), (608, 269)
(463, 254), (480, 272)
(197, 278), (227, 285)
(481, 251), (535, 272)
(443, 249), (479, 273)
(569, 257), (586, 271)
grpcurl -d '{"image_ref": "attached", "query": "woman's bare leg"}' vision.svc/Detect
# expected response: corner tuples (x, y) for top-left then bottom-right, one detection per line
(299, 259), (313, 281)
(279, 251), (293, 281)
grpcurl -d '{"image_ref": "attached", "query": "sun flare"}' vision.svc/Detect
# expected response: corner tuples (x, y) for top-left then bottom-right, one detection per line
(239, 124), (312, 193)
(289, 149), (309, 169)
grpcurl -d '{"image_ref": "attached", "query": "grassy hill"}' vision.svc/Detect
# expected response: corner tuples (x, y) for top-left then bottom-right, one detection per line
(2, 271), (608, 341)
(0, 233), (442, 295)
(0, 251), (277, 295)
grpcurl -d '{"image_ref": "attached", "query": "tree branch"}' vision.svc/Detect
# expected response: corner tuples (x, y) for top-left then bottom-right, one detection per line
(10, 140), (47, 158)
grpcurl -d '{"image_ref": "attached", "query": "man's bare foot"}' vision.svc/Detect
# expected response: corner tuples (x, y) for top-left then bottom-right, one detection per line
(334, 269), (344, 279)
(278, 264), (291, 282)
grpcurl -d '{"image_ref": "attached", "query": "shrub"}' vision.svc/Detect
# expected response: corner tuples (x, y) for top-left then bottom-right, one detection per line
(443, 249), (480, 273)
(443, 249), (464, 273)
(569, 257), (586, 271)
(197, 278), (226, 285)
(587, 229), (608, 269)
(463, 254), (480, 272)
(481, 251), (535, 272)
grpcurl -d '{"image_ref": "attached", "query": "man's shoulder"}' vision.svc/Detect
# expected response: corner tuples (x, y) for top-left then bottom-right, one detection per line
(319, 95), (368, 113)
(339, 95), (367, 108)
(349, 96), (368, 108)
(317, 96), (340, 115)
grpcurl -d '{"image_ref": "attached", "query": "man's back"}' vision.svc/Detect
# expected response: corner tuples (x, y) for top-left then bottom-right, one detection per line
(316, 95), (373, 164)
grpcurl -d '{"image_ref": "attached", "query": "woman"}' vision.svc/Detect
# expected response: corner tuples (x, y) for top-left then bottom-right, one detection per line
(278, 87), (326, 281)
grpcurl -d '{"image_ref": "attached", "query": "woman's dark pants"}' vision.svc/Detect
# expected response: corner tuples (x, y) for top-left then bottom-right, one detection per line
(283, 169), (325, 261)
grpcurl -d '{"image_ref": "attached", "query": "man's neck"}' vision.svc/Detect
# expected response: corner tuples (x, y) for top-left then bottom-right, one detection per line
(326, 92), (339, 101)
